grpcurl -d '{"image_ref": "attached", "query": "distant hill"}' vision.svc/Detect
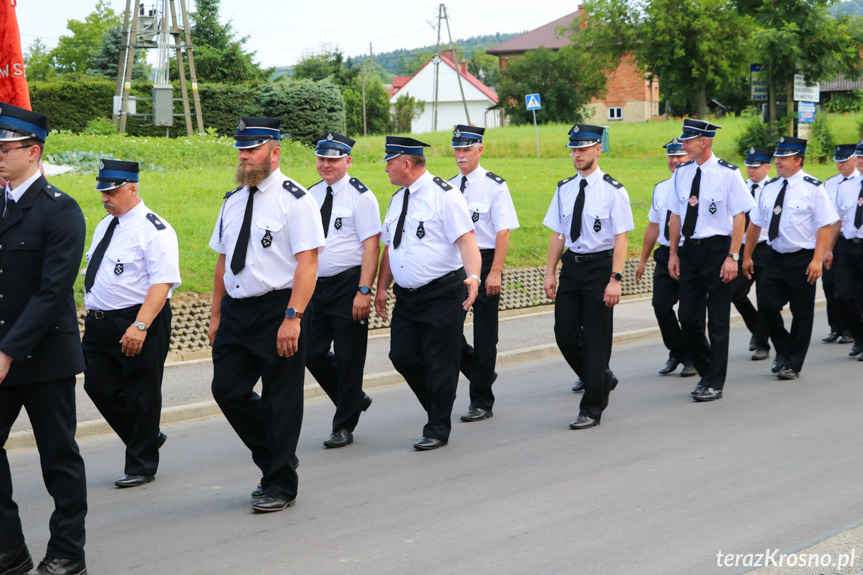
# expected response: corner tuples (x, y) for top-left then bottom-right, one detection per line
(831, 0), (863, 16)
(354, 32), (521, 76)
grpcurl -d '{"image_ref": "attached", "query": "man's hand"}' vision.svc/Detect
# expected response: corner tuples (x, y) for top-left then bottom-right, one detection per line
(720, 257), (738, 283)
(485, 270), (502, 296)
(635, 260), (646, 284)
(277, 318), (301, 357)
(806, 259), (823, 285)
(742, 257), (754, 280)
(374, 290), (388, 320)
(208, 316), (220, 346)
(544, 273), (557, 300)
(120, 325), (147, 356)
(823, 250), (833, 271)
(353, 292), (371, 322)
(668, 254), (680, 280)
(0, 351), (12, 385)
(604, 279), (622, 308)
(463, 276), (480, 311)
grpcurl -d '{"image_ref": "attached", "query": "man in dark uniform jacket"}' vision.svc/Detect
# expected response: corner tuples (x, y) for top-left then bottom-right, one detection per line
(0, 103), (88, 575)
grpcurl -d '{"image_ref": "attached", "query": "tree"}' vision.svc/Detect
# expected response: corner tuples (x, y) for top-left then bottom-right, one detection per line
(343, 73), (392, 137)
(257, 78), (346, 145)
(495, 46), (606, 125)
(87, 25), (150, 81)
(735, 0), (863, 128)
(52, 0), (121, 74)
(23, 39), (56, 82)
(176, 0), (271, 83)
(573, 0), (752, 118)
(392, 94), (425, 134)
(293, 46), (358, 87)
(467, 50), (499, 87)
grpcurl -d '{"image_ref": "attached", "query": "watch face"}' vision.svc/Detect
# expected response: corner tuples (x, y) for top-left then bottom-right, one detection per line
(358, 286), (371, 295)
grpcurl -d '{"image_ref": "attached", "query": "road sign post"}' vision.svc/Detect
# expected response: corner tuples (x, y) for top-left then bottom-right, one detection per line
(525, 93), (541, 158)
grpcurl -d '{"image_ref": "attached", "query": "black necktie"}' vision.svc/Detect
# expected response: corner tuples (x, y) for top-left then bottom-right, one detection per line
(768, 180), (787, 242)
(321, 186), (334, 238)
(392, 188), (410, 249)
(744, 183), (757, 230)
(664, 210), (671, 241)
(570, 179), (587, 240)
(460, 176), (467, 193)
(855, 180), (863, 229)
(3, 193), (14, 220)
(230, 186), (257, 275)
(84, 217), (119, 293)
(681, 167), (701, 238)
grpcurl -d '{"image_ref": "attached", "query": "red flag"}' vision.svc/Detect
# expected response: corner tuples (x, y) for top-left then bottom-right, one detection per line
(0, 0), (32, 109)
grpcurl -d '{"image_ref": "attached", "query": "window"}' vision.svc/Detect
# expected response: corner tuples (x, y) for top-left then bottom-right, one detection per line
(608, 107), (623, 121)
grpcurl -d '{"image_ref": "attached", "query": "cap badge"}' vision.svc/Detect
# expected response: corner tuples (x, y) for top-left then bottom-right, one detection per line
(573, 125), (580, 133)
(326, 132), (334, 141)
(238, 119), (246, 131)
(0, 106), (3, 115)
(749, 147), (755, 154)
(454, 129), (461, 138)
(779, 136), (785, 143)
(99, 161), (105, 171)
(672, 138), (679, 145)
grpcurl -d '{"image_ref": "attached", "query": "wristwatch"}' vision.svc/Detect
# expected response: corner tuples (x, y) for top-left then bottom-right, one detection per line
(611, 272), (623, 281)
(468, 274), (481, 284)
(133, 321), (148, 332)
(357, 286), (371, 295)
(285, 308), (303, 320)
(728, 252), (740, 262)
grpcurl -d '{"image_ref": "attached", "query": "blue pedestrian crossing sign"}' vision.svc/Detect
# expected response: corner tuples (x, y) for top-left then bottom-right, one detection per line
(525, 93), (541, 110)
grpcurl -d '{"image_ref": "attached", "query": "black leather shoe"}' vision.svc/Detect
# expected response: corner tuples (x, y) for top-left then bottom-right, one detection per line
(30, 557), (87, 575)
(749, 334), (757, 351)
(859, 354), (863, 362)
(460, 407), (493, 422)
(413, 436), (446, 451)
(776, 367), (799, 380)
(692, 387), (722, 402)
(361, 394), (372, 412)
(771, 357), (784, 374)
(680, 364), (698, 377)
(251, 483), (264, 499)
(251, 495), (295, 513)
(569, 414), (599, 429)
(822, 331), (839, 343)
(690, 384), (705, 397)
(849, 343), (863, 356)
(571, 379), (585, 392)
(114, 474), (154, 488)
(658, 357), (681, 375)
(157, 431), (167, 449)
(839, 335), (855, 344)
(751, 348), (770, 361)
(0, 543), (32, 575)
(323, 428), (353, 448)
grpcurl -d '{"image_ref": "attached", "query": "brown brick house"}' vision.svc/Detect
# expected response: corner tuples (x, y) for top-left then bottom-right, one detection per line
(487, 9), (660, 123)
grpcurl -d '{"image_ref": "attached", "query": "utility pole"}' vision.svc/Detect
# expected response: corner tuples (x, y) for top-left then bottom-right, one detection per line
(361, 62), (368, 137)
(432, 4), (443, 132)
(442, 4), (470, 125)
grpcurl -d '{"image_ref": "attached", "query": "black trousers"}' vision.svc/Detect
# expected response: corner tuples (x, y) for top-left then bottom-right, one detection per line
(459, 250), (500, 411)
(757, 249), (816, 372)
(554, 251), (614, 421)
(83, 303), (172, 476)
(678, 236), (732, 389)
(834, 239), (863, 343)
(651, 245), (687, 362)
(730, 241), (770, 351)
(0, 377), (87, 559)
(211, 290), (307, 501)
(306, 268), (369, 433)
(823, 239), (848, 335)
(390, 269), (467, 441)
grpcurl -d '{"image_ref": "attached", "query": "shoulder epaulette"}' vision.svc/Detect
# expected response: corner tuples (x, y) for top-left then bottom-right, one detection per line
(803, 175), (822, 186)
(283, 179), (306, 198)
(224, 186), (242, 199)
(42, 183), (66, 200)
(432, 176), (453, 191)
(558, 175), (575, 187)
(603, 173), (624, 189)
(679, 159), (695, 167)
(146, 213), (167, 230)
(718, 159), (739, 170)
(348, 177), (369, 193)
(485, 171), (505, 184)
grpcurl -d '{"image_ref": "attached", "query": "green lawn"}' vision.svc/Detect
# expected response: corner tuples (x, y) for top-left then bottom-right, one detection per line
(48, 114), (863, 301)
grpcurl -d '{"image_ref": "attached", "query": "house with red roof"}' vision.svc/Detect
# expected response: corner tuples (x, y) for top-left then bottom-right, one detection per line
(487, 9), (660, 124)
(388, 51), (500, 134)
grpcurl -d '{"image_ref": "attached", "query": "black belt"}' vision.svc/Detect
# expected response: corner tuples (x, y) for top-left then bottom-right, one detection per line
(849, 238), (863, 244)
(685, 235), (729, 245)
(234, 288), (291, 304)
(399, 268), (463, 293)
(88, 304), (142, 319)
(563, 249), (614, 263)
(317, 265), (361, 284)
(479, 249), (496, 256)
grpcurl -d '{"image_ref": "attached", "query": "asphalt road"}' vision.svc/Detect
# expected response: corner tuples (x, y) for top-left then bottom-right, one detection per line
(8, 309), (863, 574)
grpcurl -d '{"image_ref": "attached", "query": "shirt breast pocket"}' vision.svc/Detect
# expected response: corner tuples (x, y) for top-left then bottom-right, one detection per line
(331, 207), (354, 234)
(587, 208), (611, 233)
(256, 217), (285, 248)
(5, 235), (42, 274)
(786, 201), (809, 224)
(104, 248), (136, 278)
(407, 210), (435, 240)
(704, 191), (726, 215)
(468, 201), (490, 224)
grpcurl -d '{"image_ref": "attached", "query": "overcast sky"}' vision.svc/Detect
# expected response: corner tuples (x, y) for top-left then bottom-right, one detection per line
(15, 1), (575, 68)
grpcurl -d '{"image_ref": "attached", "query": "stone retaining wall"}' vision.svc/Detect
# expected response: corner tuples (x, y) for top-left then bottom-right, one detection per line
(76, 258), (656, 356)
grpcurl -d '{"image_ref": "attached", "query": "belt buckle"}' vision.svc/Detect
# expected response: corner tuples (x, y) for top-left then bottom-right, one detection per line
(93, 310), (105, 319)
(572, 254), (584, 263)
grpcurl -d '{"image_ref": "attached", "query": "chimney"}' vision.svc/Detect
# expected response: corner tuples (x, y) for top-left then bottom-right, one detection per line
(460, 59), (468, 76)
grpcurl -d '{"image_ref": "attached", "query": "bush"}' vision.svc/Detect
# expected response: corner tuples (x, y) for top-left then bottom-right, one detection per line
(734, 107), (787, 158)
(806, 110), (834, 164)
(257, 78), (346, 145)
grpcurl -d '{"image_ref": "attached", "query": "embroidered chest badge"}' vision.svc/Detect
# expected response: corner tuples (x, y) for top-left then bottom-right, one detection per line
(114, 263), (124, 275)
(261, 230), (273, 248)
(709, 201), (717, 215)
(688, 196), (699, 207)
(472, 211), (480, 223)
(416, 221), (425, 239)
(334, 217), (342, 230)
(773, 205), (782, 215)
(593, 217), (602, 232)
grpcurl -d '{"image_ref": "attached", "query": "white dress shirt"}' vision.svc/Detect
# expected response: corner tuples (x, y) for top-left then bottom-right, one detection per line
(447, 164), (519, 250)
